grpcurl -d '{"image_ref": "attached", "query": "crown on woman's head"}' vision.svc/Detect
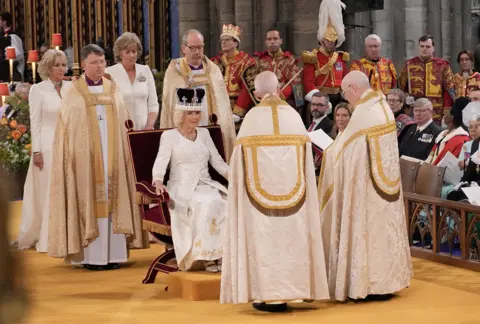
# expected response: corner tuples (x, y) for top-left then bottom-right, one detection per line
(175, 87), (206, 111)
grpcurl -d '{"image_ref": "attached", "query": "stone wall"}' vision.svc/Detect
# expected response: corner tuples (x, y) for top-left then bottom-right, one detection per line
(175, 0), (474, 71)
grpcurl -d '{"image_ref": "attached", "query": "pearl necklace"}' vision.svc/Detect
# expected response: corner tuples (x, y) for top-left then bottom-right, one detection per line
(179, 129), (197, 141)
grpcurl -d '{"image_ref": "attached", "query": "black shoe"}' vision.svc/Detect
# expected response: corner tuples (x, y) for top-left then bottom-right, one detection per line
(252, 302), (287, 312)
(349, 294), (394, 303)
(83, 264), (108, 271)
(106, 263), (120, 270)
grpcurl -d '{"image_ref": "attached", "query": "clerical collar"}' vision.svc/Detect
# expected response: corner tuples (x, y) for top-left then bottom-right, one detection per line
(268, 49), (284, 58)
(462, 70), (473, 78)
(189, 63), (203, 70)
(85, 75), (103, 86)
(3, 27), (11, 35)
(369, 57), (380, 63)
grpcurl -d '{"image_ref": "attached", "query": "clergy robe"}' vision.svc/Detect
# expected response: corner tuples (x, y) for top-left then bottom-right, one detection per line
(318, 89), (412, 301)
(160, 55), (236, 162)
(398, 122), (442, 161)
(47, 75), (148, 263)
(221, 94), (329, 304)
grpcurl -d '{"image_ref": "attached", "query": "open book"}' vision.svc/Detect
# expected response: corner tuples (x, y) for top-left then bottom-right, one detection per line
(461, 186), (480, 206)
(308, 129), (333, 150)
(437, 151), (463, 185)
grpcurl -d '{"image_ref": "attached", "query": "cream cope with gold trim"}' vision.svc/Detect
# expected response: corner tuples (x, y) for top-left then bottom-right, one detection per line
(160, 55), (236, 162)
(47, 75), (148, 258)
(220, 94), (329, 304)
(318, 89), (412, 301)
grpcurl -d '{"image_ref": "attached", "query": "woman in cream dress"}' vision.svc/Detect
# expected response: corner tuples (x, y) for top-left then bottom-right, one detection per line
(107, 32), (158, 130)
(13, 50), (72, 252)
(152, 88), (229, 273)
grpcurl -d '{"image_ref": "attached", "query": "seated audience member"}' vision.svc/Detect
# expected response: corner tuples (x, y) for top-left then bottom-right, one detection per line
(426, 97), (471, 165)
(331, 102), (353, 139)
(468, 88), (480, 102)
(152, 88), (228, 273)
(308, 92), (334, 134)
(387, 88), (414, 136)
(399, 98), (442, 160)
(458, 116), (480, 171)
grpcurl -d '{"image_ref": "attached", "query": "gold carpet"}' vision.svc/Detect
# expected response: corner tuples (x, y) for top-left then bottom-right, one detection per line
(7, 202), (480, 324)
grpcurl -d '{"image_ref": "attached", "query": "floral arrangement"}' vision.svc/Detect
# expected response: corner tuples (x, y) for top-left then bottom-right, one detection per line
(0, 91), (31, 174)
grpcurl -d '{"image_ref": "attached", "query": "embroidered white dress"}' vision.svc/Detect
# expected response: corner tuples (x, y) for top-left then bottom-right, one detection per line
(14, 80), (72, 252)
(152, 127), (229, 271)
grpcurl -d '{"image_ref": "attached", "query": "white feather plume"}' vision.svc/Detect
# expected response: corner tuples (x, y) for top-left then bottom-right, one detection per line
(317, 0), (347, 47)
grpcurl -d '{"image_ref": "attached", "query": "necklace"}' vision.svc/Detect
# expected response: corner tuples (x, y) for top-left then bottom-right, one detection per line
(179, 128), (197, 141)
(51, 79), (62, 88)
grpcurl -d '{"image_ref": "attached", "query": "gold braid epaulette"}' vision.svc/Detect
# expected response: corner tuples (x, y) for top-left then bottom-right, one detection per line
(301, 49), (318, 64)
(339, 51), (350, 62)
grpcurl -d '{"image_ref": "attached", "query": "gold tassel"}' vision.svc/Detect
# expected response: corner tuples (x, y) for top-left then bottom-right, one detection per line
(142, 220), (172, 236)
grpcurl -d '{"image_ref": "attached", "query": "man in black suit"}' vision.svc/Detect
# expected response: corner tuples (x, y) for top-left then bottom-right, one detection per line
(399, 98), (442, 160)
(307, 92), (334, 176)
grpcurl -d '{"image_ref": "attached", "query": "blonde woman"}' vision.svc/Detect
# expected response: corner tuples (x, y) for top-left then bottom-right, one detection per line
(107, 32), (158, 130)
(152, 88), (228, 273)
(331, 102), (353, 138)
(13, 49), (72, 252)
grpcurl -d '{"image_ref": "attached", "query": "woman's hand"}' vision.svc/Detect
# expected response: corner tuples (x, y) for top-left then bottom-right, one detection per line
(154, 180), (167, 195)
(33, 152), (44, 170)
(458, 160), (466, 170)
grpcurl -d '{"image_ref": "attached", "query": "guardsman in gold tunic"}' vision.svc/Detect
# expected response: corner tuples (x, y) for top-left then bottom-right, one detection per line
(399, 35), (455, 125)
(349, 34), (397, 95)
(254, 28), (303, 109)
(211, 24), (258, 124)
(453, 50), (480, 99)
(302, 0), (349, 111)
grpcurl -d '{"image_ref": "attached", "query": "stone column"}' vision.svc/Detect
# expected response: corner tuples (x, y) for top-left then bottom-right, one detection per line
(291, 0), (319, 56)
(440, 0), (452, 61)
(351, 12), (372, 61)
(371, 0), (393, 60)
(404, 0), (428, 59)
(208, 0), (235, 56)
(391, 0), (406, 71)
(450, 0), (463, 72)
(427, 0), (442, 57)
(462, 0), (472, 51)
(235, 0), (254, 54)
(258, 0), (277, 51)
(178, 0), (210, 53)
(277, 0), (293, 51)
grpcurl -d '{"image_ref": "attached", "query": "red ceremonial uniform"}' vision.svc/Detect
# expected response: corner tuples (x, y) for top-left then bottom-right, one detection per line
(302, 46), (349, 97)
(399, 57), (455, 125)
(453, 71), (480, 98)
(349, 57), (397, 95)
(211, 50), (257, 117)
(254, 49), (301, 103)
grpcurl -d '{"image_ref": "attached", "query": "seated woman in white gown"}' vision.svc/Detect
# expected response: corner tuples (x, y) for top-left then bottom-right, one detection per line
(152, 87), (229, 273)
(13, 50), (72, 252)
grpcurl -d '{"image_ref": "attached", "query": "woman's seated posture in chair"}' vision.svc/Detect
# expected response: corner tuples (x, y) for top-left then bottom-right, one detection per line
(152, 88), (229, 273)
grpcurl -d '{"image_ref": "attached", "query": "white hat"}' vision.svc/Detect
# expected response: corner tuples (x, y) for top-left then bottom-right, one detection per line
(462, 101), (480, 126)
(317, 0), (347, 47)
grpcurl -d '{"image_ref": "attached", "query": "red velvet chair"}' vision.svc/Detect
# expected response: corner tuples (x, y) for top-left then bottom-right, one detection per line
(124, 120), (227, 284)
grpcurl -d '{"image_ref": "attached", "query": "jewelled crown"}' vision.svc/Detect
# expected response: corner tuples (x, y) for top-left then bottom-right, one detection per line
(221, 24), (242, 43)
(175, 87), (205, 111)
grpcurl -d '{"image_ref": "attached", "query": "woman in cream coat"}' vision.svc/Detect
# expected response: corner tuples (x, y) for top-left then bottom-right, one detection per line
(13, 49), (72, 252)
(107, 32), (159, 130)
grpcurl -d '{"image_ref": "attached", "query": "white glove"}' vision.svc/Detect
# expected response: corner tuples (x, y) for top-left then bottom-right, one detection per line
(232, 114), (241, 123)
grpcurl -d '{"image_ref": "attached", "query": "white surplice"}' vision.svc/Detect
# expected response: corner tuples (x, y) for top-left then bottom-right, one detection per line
(68, 84), (128, 265)
(106, 63), (158, 130)
(15, 80), (72, 252)
(221, 95), (330, 304)
(152, 127), (229, 271)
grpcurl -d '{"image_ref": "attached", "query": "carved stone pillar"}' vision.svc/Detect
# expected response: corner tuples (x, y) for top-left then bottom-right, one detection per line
(292, 0), (318, 55)
(235, 0), (254, 54)
(404, 0), (427, 59)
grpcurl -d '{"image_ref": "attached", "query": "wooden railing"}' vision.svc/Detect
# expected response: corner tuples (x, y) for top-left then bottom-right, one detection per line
(404, 192), (480, 272)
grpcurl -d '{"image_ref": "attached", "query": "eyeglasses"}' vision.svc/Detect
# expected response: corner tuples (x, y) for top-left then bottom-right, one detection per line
(387, 99), (401, 103)
(185, 45), (204, 52)
(413, 108), (431, 113)
(340, 84), (354, 98)
(311, 102), (328, 107)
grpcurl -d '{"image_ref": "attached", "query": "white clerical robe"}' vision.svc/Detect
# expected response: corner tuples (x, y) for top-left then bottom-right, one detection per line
(68, 85), (128, 265)
(221, 94), (329, 304)
(318, 89), (412, 301)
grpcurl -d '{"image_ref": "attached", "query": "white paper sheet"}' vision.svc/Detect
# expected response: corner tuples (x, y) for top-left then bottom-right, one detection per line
(308, 129), (333, 150)
(400, 155), (426, 164)
(437, 151), (463, 185)
(461, 186), (480, 205)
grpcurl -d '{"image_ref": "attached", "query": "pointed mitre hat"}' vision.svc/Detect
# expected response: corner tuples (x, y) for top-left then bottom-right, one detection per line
(317, 0), (346, 47)
(221, 24), (242, 43)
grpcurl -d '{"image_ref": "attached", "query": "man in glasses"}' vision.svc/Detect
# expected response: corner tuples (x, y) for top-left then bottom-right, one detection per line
(212, 24), (258, 124)
(399, 98), (442, 160)
(160, 29), (236, 161)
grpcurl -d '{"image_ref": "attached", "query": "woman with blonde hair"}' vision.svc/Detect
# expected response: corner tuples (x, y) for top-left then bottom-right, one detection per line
(331, 102), (353, 138)
(152, 88), (228, 273)
(107, 32), (158, 130)
(12, 49), (72, 252)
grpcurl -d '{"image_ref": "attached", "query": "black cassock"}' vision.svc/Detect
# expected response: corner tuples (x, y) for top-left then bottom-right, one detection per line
(398, 122), (442, 160)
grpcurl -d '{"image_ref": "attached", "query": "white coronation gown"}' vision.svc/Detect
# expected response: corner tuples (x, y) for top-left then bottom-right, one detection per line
(152, 127), (229, 271)
(68, 84), (128, 265)
(15, 80), (72, 252)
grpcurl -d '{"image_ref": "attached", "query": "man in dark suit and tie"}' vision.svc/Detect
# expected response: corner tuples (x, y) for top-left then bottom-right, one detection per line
(399, 98), (442, 160)
(308, 92), (334, 176)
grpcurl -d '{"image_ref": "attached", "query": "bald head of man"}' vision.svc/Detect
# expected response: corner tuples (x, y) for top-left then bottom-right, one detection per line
(341, 71), (371, 106)
(254, 71), (279, 99)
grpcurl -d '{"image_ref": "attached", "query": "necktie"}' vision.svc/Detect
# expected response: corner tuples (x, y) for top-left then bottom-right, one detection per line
(308, 121), (317, 132)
